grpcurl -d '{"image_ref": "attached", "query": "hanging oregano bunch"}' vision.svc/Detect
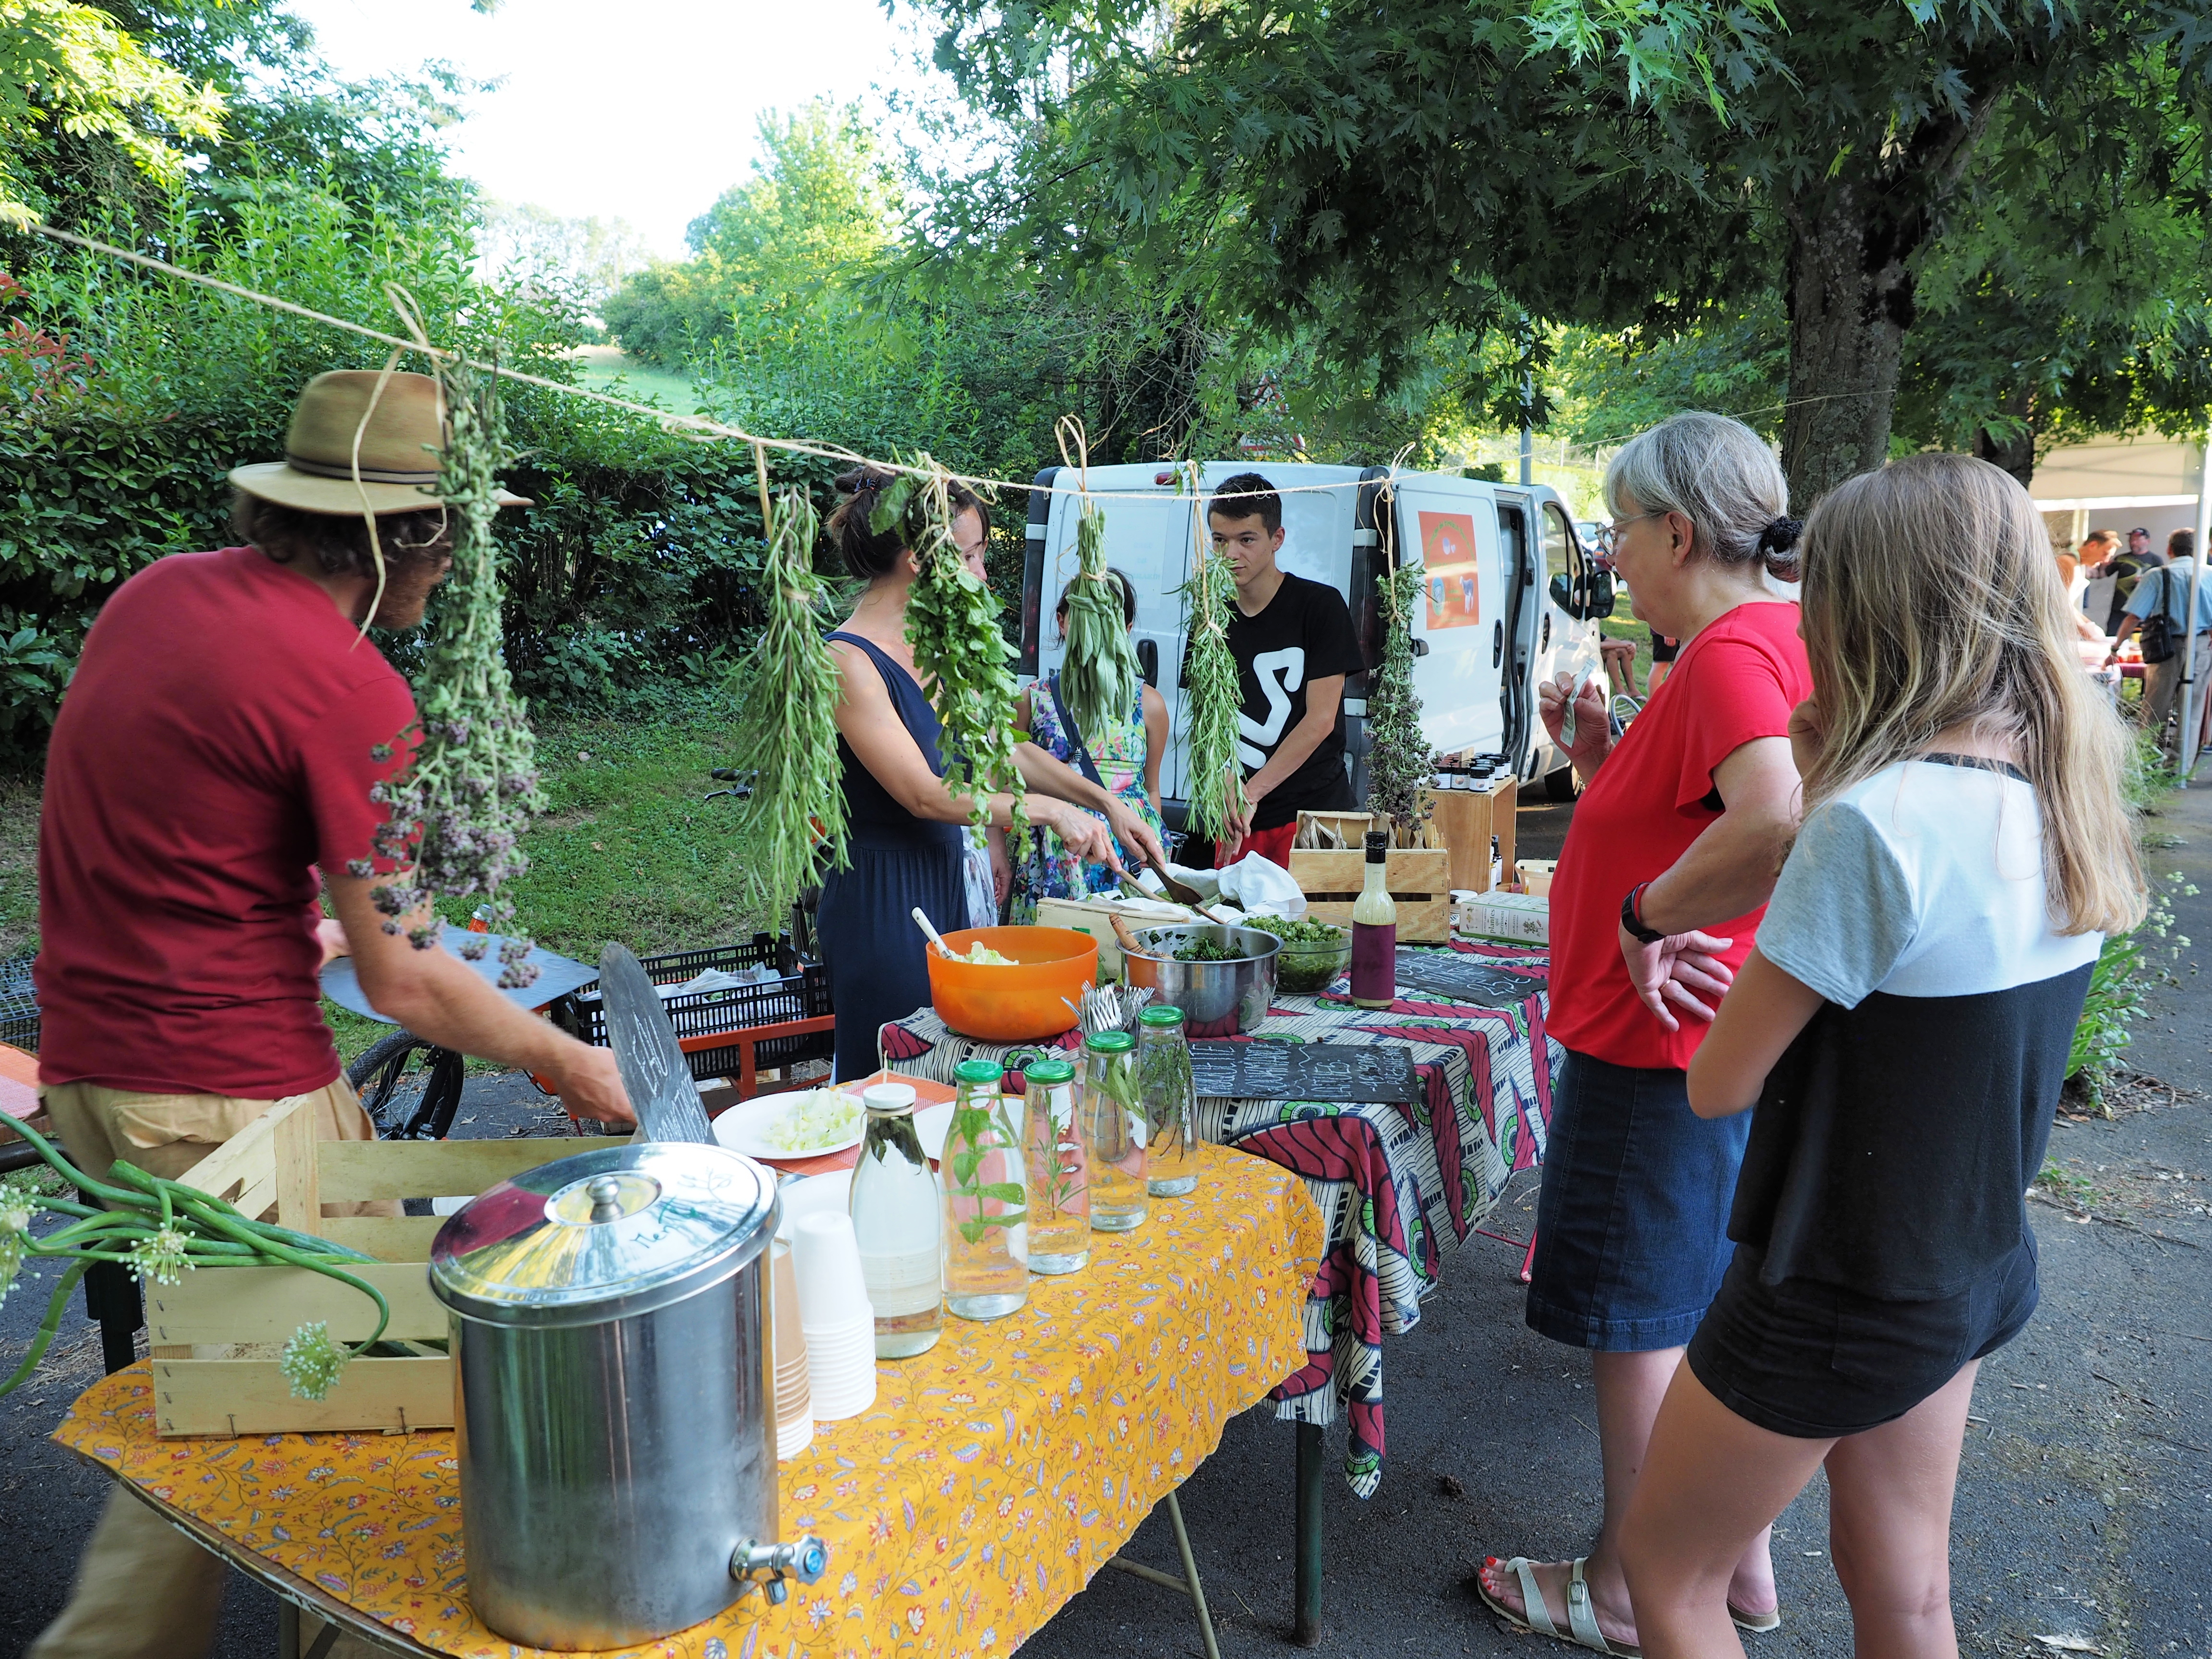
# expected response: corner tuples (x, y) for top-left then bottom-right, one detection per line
(727, 480), (848, 918)
(1060, 501), (1140, 745)
(1367, 554), (1438, 844)
(1180, 466), (1242, 843)
(357, 355), (546, 986)
(877, 456), (1026, 829)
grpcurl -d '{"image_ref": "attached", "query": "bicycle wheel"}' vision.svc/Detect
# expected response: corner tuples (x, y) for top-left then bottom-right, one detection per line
(347, 1032), (466, 1140)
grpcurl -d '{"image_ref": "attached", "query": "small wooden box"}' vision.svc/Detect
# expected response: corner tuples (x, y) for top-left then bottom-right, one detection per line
(153, 1098), (621, 1437)
(1418, 774), (1517, 894)
(1288, 847), (1453, 942)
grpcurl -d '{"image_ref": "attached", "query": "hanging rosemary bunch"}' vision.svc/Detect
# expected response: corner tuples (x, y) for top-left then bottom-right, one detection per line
(355, 355), (546, 987)
(1059, 501), (1140, 745)
(1180, 469), (1242, 843)
(726, 481), (849, 918)
(1367, 554), (1438, 844)
(875, 456), (1026, 829)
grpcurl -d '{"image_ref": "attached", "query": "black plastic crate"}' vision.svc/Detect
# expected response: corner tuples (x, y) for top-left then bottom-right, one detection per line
(0, 952), (38, 1052)
(565, 934), (833, 1083)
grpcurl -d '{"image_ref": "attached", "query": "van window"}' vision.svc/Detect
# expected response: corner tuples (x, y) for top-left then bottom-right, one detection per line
(1543, 505), (1578, 581)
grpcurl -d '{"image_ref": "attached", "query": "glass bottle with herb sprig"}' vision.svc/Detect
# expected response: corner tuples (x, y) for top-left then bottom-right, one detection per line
(849, 1082), (943, 1357)
(1136, 1005), (1199, 1197)
(1021, 1057), (1088, 1273)
(1082, 1030), (1147, 1232)
(940, 1058), (1030, 1319)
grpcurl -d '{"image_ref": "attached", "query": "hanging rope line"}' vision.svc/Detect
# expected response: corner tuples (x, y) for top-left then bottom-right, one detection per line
(25, 220), (1870, 497)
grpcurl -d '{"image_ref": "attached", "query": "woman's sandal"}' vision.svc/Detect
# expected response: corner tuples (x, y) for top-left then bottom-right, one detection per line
(1477, 1557), (1642, 1658)
(1729, 1601), (1783, 1634)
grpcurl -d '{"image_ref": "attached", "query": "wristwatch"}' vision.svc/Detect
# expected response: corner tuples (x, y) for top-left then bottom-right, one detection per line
(1620, 882), (1666, 945)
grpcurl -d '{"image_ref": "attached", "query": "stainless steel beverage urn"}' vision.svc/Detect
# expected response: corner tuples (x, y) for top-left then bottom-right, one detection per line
(430, 1142), (827, 1650)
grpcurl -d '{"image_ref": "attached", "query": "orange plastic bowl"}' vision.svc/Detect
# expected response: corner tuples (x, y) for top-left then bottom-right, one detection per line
(926, 926), (1099, 1043)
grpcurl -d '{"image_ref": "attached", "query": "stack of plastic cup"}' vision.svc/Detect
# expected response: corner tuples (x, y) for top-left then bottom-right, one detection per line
(770, 1239), (812, 1458)
(793, 1211), (877, 1420)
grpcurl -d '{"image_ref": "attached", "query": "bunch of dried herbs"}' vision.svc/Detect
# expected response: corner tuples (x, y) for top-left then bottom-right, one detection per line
(1366, 554), (1437, 843)
(873, 457), (1026, 828)
(353, 356), (546, 986)
(1179, 482), (1242, 843)
(725, 481), (849, 919)
(1058, 501), (1140, 744)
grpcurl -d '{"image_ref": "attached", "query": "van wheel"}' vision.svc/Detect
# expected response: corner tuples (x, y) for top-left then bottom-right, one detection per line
(1543, 766), (1581, 802)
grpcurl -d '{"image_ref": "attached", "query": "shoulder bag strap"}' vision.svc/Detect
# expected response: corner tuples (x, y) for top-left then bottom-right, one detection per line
(1046, 673), (1108, 792)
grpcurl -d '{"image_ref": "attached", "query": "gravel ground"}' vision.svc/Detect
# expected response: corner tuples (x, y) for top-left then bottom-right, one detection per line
(4, 790), (2207, 1659)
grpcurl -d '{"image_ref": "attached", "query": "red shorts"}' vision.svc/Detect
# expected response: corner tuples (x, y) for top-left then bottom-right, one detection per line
(1216, 820), (1297, 871)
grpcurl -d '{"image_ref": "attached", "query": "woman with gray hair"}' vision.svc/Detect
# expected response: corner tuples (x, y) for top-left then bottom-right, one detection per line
(1479, 412), (1811, 1655)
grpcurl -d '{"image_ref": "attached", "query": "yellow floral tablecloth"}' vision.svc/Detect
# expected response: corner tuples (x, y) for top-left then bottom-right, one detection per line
(54, 1141), (1322, 1659)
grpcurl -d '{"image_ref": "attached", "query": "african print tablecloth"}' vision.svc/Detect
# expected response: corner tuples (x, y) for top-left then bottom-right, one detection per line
(54, 1139), (1323, 1659)
(880, 941), (1563, 1497)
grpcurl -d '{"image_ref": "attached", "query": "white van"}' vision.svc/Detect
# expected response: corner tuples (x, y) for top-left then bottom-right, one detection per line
(1016, 461), (1614, 826)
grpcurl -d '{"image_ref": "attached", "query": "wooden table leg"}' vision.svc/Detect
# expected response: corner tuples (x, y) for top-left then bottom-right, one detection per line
(1293, 1420), (1324, 1647)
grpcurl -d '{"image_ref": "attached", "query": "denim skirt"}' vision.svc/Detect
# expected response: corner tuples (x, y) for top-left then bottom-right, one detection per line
(1525, 1048), (1751, 1351)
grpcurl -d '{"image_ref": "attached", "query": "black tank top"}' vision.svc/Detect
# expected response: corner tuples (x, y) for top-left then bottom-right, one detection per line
(827, 631), (962, 852)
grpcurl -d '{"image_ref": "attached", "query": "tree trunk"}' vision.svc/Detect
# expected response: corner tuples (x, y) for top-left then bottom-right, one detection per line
(1972, 422), (2036, 489)
(1779, 182), (1918, 506)
(1972, 389), (2037, 488)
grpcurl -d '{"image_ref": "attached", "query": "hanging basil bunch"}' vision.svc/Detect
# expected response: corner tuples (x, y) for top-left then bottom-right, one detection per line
(354, 357), (547, 987)
(1366, 555), (1438, 843)
(1059, 501), (1140, 744)
(874, 458), (1027, 829)
(1180, 525), (1243, 844)
(727, 484), (849, 918)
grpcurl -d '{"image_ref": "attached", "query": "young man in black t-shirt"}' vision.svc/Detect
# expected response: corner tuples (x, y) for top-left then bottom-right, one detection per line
(1201, 472), (1363, 866)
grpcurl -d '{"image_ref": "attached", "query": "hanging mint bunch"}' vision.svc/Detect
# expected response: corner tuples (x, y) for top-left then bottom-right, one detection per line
(1179, 463), (1242, 844)
(1060, 501), (1140, 747)
(1365, 534), (1438, 844)
(360, 354), (547, 987)
(881, 457), (1026, 830)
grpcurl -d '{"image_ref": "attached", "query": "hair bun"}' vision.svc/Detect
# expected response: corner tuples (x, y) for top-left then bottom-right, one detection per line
(1758, 516), (1803, 555)
(834, 466), (893, 497)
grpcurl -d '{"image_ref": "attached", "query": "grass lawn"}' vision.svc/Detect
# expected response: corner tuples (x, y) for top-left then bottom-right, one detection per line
(567, 345), (705, 414)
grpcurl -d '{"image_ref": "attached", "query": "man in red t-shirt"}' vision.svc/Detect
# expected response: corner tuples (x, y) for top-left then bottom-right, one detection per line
(28, 371), (631, 1659)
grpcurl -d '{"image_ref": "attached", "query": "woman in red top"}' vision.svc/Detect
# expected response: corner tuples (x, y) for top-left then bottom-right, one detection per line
(1479, 413), (1812, 1656)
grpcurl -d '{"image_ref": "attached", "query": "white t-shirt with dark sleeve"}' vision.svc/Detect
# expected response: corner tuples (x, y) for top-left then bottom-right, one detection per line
(1728, 756), (2102, 1300)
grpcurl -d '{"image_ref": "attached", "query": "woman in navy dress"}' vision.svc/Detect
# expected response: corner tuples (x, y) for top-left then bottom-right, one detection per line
(817, 469), (1132, 1082)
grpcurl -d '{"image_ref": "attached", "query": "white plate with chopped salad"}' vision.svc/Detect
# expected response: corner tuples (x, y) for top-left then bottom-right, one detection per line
(710, 1088), (866, 1160)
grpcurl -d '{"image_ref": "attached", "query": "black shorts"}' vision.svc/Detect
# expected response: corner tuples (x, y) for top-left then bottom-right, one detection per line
(1685, 1242), (2039, 1439)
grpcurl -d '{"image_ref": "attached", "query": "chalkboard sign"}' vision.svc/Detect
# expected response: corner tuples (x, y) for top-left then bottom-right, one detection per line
(1391, 947), (1541, 1010)
(1188, 1041), (1424, 1105)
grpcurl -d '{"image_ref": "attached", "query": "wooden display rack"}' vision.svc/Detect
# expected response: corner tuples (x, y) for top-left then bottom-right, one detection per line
(150, 1098), (617, 1437)
(1287, 847), (1452, 941)
(1419, 774), (1517, 894)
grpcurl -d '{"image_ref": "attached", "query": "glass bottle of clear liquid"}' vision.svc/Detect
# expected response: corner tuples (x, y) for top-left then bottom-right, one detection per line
(848, 1081), (943, 1357)
(1136, 1005), (1198, 1197)
(1021, 1057), (1089, 1273)
(1349, 828), (1398, 1008)
(1082, 1030), (1147, 1231)
(941, 1058), (1030, 1319)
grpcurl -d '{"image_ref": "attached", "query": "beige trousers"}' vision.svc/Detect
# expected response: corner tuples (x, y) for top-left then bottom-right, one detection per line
(29, 1075), (397, 1659)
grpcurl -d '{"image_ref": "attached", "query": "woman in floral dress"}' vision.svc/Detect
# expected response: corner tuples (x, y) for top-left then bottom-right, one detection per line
(1010, 569), (1169, 922)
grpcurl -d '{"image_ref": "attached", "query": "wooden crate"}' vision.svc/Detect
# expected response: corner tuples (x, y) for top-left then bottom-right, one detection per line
(1288, 847), (1452, 942)
(1293, 807), (1377, 849)
(152, 1098), (621, 1437)
(1033, 894), (1197, 976)
(1418, 774), (1517, 894)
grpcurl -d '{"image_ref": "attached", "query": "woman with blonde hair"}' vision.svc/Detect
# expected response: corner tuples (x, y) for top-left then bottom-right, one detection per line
(1617, 453), (2144, 1658)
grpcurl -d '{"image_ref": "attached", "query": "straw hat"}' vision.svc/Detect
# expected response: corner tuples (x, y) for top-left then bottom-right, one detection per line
(229, 370), (530, 514)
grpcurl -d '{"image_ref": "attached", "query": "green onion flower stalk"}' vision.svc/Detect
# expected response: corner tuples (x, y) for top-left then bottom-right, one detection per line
(0, 1120), (389, 1402)
(877, 456), (1026, 830)
(356, 355), (547, 987)
(726, 483), (849, 919)
(1059, 501), (1140, 748)
(1366, 553), (1438, 845)
(1179, 474), (1242, 844)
